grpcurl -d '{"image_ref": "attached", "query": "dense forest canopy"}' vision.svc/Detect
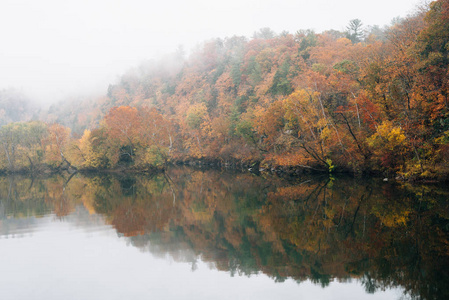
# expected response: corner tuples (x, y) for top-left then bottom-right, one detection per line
(1, 0), (449, 180)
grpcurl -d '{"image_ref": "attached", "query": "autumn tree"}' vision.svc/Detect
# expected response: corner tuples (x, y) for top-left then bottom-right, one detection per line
(416, 0), (449, 132)
(70, 129), (105, 169)
(283, 89), (344, 171)
(103, 106), (141, 164)
(43, 123), (73, 169)
(136, 107), (174, 167)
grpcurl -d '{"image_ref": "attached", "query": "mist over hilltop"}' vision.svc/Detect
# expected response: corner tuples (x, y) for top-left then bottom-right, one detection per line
(0, 0), (419, 107)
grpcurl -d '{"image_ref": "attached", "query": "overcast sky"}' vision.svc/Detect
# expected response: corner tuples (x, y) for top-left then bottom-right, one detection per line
(0, 0), (421, 105)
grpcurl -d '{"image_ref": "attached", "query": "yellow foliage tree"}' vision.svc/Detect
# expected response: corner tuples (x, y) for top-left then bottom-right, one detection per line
(366, 121), (409, 172)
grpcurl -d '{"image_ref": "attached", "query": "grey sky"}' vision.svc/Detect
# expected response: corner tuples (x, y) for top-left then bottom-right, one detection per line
(0, 0), (420, 105)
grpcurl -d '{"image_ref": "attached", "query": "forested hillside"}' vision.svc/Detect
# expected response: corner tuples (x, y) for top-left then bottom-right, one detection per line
(1, 0), (449, 180)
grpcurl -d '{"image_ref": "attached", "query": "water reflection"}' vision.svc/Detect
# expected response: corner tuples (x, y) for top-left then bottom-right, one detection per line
(0, 168), (448, 299)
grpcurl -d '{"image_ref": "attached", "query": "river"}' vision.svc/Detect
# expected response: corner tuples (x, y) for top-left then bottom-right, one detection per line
(0, 167), (448, 299)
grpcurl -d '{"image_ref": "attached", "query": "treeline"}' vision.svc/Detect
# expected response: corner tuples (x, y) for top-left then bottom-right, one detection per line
(0, 108), (170, 173)
(2, 0), (449, 179)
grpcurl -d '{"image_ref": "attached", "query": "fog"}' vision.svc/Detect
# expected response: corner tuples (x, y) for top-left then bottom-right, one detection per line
(1, 0), (420, 106)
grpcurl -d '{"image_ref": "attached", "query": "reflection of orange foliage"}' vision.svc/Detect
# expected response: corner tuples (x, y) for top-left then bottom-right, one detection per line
(1, 168), (449, 298)
(44, 179), (75, 217)
(111, 204), (147, 237)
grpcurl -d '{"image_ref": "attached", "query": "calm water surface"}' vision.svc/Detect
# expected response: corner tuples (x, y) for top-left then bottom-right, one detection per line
(0, 167), (448, 299)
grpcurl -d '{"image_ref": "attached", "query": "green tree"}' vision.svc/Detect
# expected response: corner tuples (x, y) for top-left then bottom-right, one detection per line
(346, 19), (364, 43)
(0, 121), (48, 172)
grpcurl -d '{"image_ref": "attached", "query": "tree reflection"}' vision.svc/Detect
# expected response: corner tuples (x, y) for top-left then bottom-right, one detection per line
(0, 169), (448, 299)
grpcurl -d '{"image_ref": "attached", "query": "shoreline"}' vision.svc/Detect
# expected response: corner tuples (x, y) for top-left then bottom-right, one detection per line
(2, 159), (447, 184)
